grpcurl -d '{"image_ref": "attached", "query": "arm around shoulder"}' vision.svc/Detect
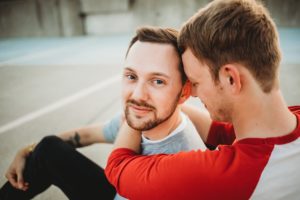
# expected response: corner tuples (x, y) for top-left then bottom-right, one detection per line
(181, 103), (212, 143)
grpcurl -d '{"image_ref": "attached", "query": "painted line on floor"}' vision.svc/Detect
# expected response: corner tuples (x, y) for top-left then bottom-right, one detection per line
(0, 75), (120, 135)
(0, 38), (98, 68)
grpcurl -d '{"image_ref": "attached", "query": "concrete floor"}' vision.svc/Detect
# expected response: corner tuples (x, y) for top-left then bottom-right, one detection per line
(0, 28), (299, 199)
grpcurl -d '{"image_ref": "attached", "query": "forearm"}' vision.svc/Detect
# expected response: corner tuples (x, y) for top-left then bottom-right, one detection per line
(181, 103), (212, 142)
(58, 124), (108, 148)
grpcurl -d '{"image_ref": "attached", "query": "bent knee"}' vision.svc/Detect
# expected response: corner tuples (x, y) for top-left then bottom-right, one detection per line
(34, 135), (65, 157)
(39, 135), (63, 148)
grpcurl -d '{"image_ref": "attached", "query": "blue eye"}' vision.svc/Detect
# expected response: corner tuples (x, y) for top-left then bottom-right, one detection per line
(153, 79), (165, 85)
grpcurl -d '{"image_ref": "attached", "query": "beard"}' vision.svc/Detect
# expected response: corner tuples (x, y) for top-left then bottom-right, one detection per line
(207, 84), (232, 122)
(124, 93), (181, 131)
(207, 99), (232, 122)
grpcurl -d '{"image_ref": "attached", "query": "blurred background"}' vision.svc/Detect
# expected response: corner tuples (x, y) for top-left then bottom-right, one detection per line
(0, 0), (299, 199)
(1, 0), (300, 37)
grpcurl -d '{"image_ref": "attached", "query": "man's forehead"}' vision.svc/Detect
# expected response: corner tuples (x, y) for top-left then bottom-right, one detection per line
(127, 41), (177, 57)
(182, 49), (206, 80)
(124, 41), (181, 76)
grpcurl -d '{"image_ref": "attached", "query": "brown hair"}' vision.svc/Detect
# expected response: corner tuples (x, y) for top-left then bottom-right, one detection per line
(178, 0), (281, 92)
(126, 26), (187, 85)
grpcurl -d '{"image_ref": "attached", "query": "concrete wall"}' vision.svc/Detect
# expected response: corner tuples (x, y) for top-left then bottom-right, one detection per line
(131, 0), (210, 28)
(0, 0), (83, 38)
(0, 0), (46, 37)
(263, 0), (300, 27)
(82, 0), (211, 35)
(0, 0), (299, 38)
(80, 0), (300, 35)
(82, 0), (132, 35)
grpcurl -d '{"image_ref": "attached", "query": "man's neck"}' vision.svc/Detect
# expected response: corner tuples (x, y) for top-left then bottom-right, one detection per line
(142, 108), (182, 141)
(233, 90), (297, 141)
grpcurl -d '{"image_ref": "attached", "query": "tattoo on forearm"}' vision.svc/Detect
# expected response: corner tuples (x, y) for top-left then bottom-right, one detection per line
(66, 132), (82, 148)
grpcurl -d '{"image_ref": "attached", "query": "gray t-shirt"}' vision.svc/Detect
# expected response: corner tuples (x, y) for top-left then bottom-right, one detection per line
(103, 112), (206, 153)
(103, 112), (206, 200)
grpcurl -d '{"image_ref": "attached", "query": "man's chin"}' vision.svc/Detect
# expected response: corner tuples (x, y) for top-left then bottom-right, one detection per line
(126, 116), (146, 131)
(127, 122), (147, 131)
(126, 118), (156, 131)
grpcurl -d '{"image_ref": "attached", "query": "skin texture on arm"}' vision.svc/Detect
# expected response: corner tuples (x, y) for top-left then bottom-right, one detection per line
(58, 124), (109, 147)
(181, 104), (212, 142)
(113, 122), (141, 153)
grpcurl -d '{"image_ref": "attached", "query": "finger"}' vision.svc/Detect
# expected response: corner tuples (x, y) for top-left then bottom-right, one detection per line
(16, 171), (25, 189)
(24, 182), (29, 190)
(21, 185), (29, 191)
(6, 172), (18, 188)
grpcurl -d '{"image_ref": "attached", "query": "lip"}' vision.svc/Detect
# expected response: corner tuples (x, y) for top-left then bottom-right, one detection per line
(129, 105), (152, 115)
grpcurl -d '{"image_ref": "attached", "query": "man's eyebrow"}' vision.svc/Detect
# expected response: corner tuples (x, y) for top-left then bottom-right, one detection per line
(124, 67), (136, 72)
(124, 67), (171, 79)
(150, 72), (171, 79)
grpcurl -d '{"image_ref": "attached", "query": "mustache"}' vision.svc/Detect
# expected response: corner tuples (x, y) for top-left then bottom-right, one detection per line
(126, 99), (156, 110)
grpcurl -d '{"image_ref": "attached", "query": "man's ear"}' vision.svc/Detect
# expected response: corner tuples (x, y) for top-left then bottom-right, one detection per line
(178, 80), (191, 104)
(219, 64), (242, 94)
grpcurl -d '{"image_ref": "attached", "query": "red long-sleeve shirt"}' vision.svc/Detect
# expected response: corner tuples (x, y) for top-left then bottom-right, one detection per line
(105, 106), (300, 199)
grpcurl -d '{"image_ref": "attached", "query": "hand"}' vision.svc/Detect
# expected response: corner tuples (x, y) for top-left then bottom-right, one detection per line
(113, 121), (141, 153)
(5, 148), (30, 191)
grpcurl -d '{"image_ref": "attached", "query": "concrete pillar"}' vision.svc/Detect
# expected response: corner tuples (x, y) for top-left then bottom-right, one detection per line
(59, 0), (84, 36)
(0, 0), (43, 37)
(81, 0), (131, 35)
(0, 0), (83, 38)
(36, 0), (62, 37)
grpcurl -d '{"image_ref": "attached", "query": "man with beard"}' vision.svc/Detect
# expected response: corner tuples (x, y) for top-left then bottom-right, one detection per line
(105, 0), (300, 199)
(0, 26), (206, 200)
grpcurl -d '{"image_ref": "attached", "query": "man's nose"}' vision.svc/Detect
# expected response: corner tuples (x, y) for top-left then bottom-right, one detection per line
(131, 83), (148, 101)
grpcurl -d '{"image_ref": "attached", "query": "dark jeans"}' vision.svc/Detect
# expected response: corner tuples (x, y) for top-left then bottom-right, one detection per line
(0, 135), (116, 200)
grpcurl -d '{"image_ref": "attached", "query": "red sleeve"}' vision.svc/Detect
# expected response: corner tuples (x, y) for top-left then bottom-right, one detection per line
(205, 121), (236, 149)
(105, 145), (268, 200)
(289, 105), (300, 115)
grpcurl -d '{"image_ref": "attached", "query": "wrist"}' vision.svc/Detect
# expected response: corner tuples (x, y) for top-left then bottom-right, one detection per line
(22, 143), (36, 157)
(65, 132), (82, 148)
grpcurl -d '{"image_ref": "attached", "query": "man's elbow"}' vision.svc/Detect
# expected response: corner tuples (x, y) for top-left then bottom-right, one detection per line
(104, 148), (137, 188)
